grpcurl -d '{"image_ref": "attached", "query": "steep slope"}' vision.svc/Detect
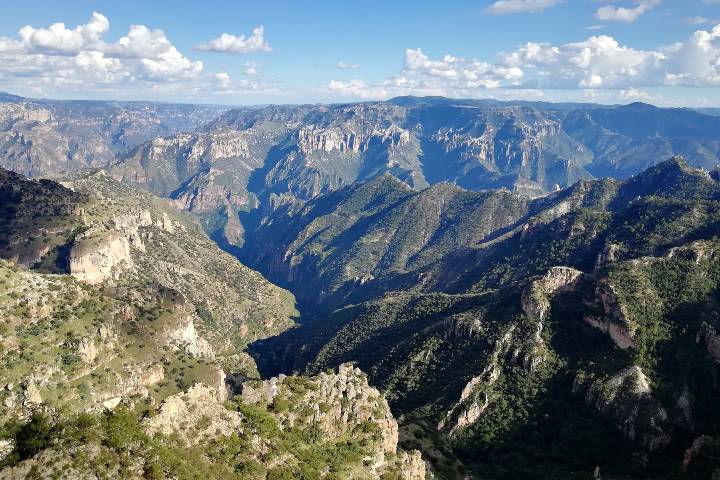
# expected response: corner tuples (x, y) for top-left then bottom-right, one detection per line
(246, 158), (720, 479)
(0, 167), (297, 429)
(109, 122), (289, 247)
(0, 95), (227, 177)
(107, 97), (720, 248)
(244, 173), (532, 311)
(247, 157), (720, 310)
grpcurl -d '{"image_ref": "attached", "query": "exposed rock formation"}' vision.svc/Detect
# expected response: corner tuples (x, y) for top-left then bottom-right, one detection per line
(583, 280), (636, 349)
(244, 363), (400, 452)
(439, 326), (516, 435)
(240, 364), (425, 478)
(90, 363), (165, 411)
(22, 380), (42, 406)
(164, 315), (215, 359)
(522, 267), (583, 329)
(144, 384), (243, 445)
(0, 96), (226, 177)
(585, 366), (671, 450)
(0, 439), (13, 464)
(69, 231), (133, 284)
(76, 337), (98, 364)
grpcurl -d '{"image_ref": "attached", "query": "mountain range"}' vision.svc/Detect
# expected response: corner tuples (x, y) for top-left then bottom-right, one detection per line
(246, 157), (720, 478)
(0, 93), (719, 479)
(108, 96), (720, 249)
(0, 93), (227, 177)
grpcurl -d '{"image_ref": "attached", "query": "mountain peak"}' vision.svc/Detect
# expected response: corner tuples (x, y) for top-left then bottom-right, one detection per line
(617, 155), (720, 202)
(621, 101), (659, 110)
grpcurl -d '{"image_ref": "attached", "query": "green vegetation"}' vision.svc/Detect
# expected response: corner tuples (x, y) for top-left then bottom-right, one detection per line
(1, 367), (416, 480)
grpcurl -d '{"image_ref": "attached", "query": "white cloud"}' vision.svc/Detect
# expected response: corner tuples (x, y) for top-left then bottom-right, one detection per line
(196, 27), (271, 54)
(501, 35), (667, 89)
(15, 11), (109, 54)
(0, 12), (269, 100)
(215, 72), (231, 90)
(324, 23), (720, 102)
(335, 61), (360, 69)
(105, 24), (174, 59)
(502, 25), (720, 89)
(618, 86), (654, 101)
(328, 79), (384, 98)
(595, 0), (660, 23)
(485, 0), (562, 14)
(404, 48), (523, 85)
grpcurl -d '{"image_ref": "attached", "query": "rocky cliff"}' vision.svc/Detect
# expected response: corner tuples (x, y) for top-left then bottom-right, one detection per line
(244, 158), (720, 479)
(0, 95), (227, 177)
(104, 97), (720, 250)
(0, 168), (298, 430)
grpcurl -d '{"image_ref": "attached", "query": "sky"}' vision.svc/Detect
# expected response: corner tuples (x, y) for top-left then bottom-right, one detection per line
(0, 0), (719, 107)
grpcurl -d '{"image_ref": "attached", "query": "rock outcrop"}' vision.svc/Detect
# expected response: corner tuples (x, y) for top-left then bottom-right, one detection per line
(164, 315), (215, 359)
(439, 326), (516, 435)
(144, 384), (243, 445)
(69, 231), (133, 284)
(585, 366), (671, 451)
(583, 280), (636, 349)
(243, 364), (399, 452)
(519, 267), (583, 372)
(0, 439), (13, 464)
(240, 364), (425, 478)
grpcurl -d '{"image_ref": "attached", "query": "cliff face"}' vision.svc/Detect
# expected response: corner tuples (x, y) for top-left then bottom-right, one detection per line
(0, 167), (89, 269)
(0, 168), (298, 430)
(69, 231), (133, 284)
(584, 366), (671, 451)
(102, 98), (720, 250)
(0, 97), (227, 177)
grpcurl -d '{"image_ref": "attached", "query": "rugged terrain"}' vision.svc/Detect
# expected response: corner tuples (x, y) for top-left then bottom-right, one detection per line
(108, 97), (720, 248)
(2, 93), (720, 479)
(0, 365), (424, 479)
(0, 93), (226, 177)
(0, 166), (297, 423)
(246, 158), (720, 479)
(0, 168), (424, 479)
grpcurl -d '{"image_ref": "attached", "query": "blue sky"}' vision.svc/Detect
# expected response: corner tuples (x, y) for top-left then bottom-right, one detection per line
(0, 0), (719, 106)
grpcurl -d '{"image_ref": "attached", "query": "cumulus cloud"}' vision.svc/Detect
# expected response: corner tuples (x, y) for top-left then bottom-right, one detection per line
(595, 0), (660, 23)
(0, 12), (269, 100)
(326, 49), (523, 100)
(485, 0), (562, 15)
(505, 26), (720, 89)
(404, 48), (523, 86)
(196, 27), (271, 53)
(15, 11), (109, 54)
(324, 23), (720, 102)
